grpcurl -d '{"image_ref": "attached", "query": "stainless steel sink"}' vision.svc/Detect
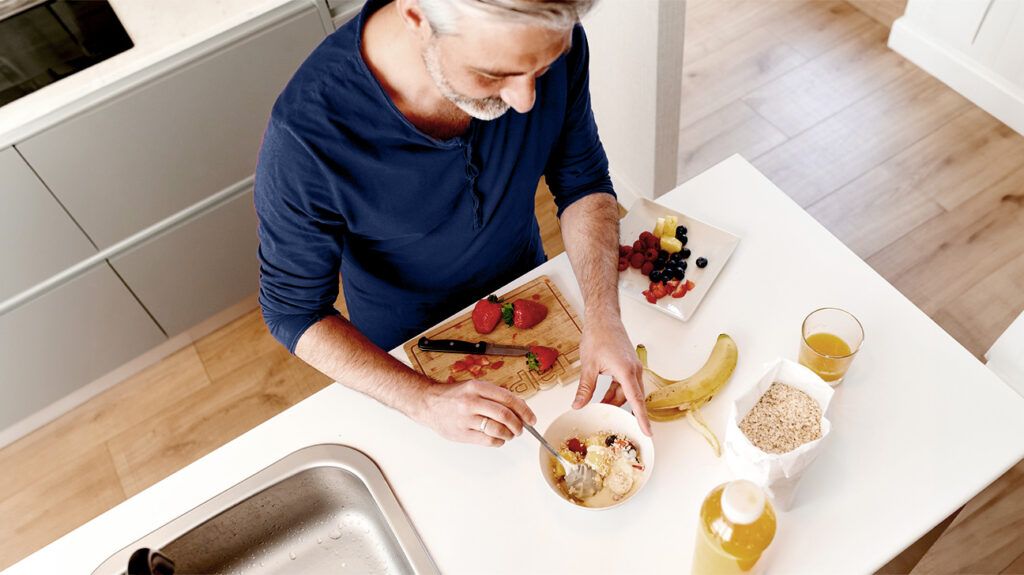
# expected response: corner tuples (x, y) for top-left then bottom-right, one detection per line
(93, 444), (438, 575)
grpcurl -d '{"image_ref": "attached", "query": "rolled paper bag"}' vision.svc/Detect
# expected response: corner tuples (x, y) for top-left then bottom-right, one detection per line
(724, 358), (834, 510)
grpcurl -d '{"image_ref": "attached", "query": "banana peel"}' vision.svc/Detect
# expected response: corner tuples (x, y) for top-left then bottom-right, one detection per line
(637, 335), (737, 456)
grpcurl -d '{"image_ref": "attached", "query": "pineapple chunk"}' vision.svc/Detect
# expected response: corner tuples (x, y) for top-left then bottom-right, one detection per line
(552, 458), (566, 480)
(663, 215), (678, 238)
(653, 217), (665, 238)
(584, 445), (613, 476)
(661, 236), (682, 254)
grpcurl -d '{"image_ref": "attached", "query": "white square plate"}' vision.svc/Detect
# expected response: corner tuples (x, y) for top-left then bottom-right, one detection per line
(618, 198), (740, 321)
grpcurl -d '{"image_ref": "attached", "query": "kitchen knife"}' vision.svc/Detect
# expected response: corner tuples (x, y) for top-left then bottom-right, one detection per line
(417, 337), (531, 356)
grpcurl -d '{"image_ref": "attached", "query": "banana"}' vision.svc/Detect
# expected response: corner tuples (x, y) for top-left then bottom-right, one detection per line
(644, 334), (738, 411)
(638, 335), (738, 456)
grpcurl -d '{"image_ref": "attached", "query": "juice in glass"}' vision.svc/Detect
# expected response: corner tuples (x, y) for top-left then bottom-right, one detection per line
(799, 308), (863, 385)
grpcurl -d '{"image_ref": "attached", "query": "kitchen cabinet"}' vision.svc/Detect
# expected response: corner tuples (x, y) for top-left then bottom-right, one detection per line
(0, 146), (97, 303)
(16, 3), (326, 249)
(110, 189), (259, 337)
(0, 264), (166, 430)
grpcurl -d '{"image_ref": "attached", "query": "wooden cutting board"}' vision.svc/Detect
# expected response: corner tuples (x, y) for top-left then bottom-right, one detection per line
(403, 276), (583, 399)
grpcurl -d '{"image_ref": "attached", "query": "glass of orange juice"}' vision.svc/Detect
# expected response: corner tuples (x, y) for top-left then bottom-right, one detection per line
(799, 307), (864, 386)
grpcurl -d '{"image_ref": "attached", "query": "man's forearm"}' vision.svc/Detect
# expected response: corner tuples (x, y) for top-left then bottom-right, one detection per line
(294, 314), (431, 418)
(559, 192), (621, 320)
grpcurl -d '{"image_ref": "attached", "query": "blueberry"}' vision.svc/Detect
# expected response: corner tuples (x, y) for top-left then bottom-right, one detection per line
(680, 260), (688, 271)
(655, 254), (667, 266)
(681, 248), (691, 259)
(649, 270), (662, 283)
(673, 268), (685, 280)
(670, 252), (683, 262)
(675, 226), (688, 241)
(696, 257), (708, 268)
(658, 249), (669, 260)
(679, 235), (688, 246)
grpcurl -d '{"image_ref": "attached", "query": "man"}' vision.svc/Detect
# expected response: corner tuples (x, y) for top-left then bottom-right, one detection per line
(255, 0), (651, 448)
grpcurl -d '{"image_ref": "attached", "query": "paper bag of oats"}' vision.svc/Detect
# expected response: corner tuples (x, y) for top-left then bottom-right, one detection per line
(724, 358), (834, 510)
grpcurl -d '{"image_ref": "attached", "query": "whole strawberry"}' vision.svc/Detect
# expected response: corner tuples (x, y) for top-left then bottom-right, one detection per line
(502, 299), (549, 329)
(471, 295), (503, 334)
(526, 345), (559, 373)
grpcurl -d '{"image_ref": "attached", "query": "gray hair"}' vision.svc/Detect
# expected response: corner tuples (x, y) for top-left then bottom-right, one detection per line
(418, 0), (596, 35)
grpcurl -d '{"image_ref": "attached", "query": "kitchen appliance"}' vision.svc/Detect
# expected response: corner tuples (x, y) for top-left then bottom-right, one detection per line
(0, 0), (133, 107)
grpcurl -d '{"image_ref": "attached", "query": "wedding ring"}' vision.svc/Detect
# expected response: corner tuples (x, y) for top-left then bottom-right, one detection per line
(479, 417), (489, 433)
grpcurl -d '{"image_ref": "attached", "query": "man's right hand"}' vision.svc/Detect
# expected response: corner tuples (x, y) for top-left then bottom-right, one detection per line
(413, 379), (537, 447)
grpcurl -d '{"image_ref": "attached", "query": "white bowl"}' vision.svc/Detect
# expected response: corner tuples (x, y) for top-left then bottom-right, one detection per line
(538, 403), (655, 510)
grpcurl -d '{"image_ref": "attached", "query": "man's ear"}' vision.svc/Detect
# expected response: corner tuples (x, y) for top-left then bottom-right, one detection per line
(395, 0), (434, 41)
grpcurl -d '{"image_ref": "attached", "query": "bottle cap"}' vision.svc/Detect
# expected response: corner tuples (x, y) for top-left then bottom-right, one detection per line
(721, 480), (766, 525)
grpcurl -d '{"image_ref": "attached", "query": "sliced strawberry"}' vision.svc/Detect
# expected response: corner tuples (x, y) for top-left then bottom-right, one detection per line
(651, 281), (668, 299)
(468, 365), (484, 378)
(673, 280), (696, 298)
(450, 360), (467, 373)
(503, 299), (549, 329)
(566, 437), (587, 458)
(446, 375), (457, 384)
(643, 289), (657, 304)
(478, 357), (491, 366)
(471, 295), (503, 334)
(490, 360), (505, 369)
(526, 345), (559, 373)
(666, 279), (680, 290)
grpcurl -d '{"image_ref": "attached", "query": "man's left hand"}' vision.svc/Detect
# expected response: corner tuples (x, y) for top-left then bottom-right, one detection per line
(573, 313), (653, 436)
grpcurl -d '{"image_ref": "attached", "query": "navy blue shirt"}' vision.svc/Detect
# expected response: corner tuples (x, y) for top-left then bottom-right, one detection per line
(255, 0), (613, 352)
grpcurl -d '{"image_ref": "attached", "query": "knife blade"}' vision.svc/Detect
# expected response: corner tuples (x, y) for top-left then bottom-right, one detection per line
(417, 337), (531, 356)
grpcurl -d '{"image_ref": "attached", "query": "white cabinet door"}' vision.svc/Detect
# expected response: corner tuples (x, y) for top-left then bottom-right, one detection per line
(17, 3), (326, 249)
(0, 147), (96, 303)
(110, 189), (259, 337)
(0, 264), (166, 430)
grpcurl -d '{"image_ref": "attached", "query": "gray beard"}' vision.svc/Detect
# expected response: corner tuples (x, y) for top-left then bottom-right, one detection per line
(422, 41), (510, 121)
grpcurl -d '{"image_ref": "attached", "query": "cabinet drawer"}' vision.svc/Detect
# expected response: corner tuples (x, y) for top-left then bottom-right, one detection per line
(111, 189), (259, 337)
(0, 147), (96, 302)
(0, 264), (166, 429)
(17, 4), (325, 248)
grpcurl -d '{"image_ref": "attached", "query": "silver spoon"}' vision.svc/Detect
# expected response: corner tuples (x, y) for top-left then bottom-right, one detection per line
(523, 423), (601, 500)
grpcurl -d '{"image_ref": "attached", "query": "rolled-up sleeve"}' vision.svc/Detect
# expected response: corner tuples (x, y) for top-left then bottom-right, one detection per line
(544, 25), (615, 217)
(255, 119), (345, 353)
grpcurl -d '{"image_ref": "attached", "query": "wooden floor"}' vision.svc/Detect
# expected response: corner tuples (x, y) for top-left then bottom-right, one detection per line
(3, 0), (1024, 571)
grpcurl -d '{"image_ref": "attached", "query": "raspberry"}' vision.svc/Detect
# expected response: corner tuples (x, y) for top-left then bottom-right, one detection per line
(617, 257), (629, 271)
(641, 261), (654, 275)
(632, 240), (644, 253)
(629, 252), (645, 268)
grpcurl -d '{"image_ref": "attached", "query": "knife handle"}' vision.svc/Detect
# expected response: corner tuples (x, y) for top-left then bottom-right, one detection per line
(417, 337), (486, 354)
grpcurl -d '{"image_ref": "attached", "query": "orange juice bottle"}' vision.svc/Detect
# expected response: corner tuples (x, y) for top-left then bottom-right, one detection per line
(692, 480), (776, 574)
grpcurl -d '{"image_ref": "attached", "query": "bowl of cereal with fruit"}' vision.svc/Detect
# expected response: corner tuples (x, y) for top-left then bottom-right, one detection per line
(539, 403), (655, 509)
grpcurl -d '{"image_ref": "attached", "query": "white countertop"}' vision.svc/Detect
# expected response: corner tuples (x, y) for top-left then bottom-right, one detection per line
(8, 155), (1024, 574)
(0, 0), (307, 149)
